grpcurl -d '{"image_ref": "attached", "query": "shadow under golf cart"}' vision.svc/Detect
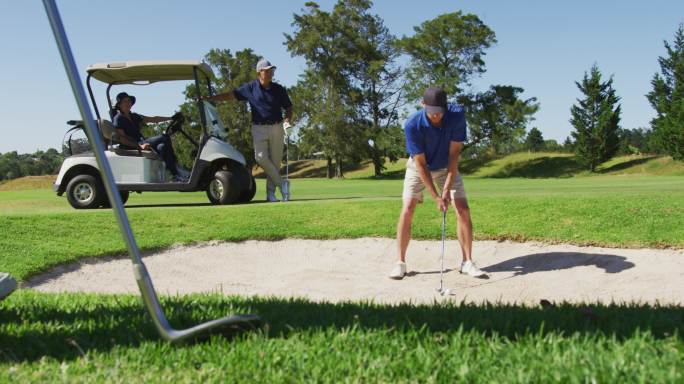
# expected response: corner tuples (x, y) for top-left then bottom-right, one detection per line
(1, 291), (682, 363)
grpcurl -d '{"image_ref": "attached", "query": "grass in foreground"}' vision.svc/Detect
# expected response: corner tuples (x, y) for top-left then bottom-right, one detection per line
(1, 291), (683, 382)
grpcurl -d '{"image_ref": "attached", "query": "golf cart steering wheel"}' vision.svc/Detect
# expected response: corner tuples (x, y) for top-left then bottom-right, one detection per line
(164, 112), (199, 148)
(165, 112), (185, 136)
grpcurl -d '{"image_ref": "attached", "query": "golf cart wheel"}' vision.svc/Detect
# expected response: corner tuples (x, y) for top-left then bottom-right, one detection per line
(66, 174), (105, 209)
(101, 190), (130, 208)
(206, 170), (240, 205)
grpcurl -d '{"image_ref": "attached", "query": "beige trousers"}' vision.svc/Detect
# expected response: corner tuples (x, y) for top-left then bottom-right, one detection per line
(252, 123), (284, 193)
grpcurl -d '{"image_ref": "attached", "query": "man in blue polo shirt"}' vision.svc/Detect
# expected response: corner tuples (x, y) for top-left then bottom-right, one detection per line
(389, 87), (486, 280)
(208, 58), (293, 202)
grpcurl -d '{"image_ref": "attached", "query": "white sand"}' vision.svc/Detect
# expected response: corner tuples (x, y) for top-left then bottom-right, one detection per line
(25, 238), (684, 305)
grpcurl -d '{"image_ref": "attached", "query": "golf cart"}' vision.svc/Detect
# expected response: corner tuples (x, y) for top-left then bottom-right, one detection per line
(54, 61), (256, 209)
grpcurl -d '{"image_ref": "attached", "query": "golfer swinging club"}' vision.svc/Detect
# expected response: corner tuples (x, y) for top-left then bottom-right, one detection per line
(207, 58), (293, 202)
(390, 87), (486, 280)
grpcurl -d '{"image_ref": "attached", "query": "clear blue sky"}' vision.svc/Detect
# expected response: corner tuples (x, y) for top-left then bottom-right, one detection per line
(1, 0), (682, 153)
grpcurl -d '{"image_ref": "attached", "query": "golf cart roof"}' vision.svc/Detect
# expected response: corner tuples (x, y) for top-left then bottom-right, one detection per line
(86, 61), (215, 84)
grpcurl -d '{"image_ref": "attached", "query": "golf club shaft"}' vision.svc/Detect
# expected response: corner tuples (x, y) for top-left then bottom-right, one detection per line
(43, 0), (179, 341)
(440, 209), (446, 291)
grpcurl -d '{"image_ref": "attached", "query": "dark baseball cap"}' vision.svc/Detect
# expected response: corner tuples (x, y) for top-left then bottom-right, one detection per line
(114, 92), (136, 108)
(423, 87), (447, 114)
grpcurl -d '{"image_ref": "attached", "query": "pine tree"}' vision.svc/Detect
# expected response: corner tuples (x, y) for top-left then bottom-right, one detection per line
(646, 24), (684, 160)
(570, 65), (621, 172)
(524, 127), (544, 152)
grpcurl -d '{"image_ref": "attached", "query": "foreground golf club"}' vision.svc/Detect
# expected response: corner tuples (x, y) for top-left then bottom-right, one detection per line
(436, 210), (454, 296)
(43, 0), (261, 343)
(0, 273), (17, 301)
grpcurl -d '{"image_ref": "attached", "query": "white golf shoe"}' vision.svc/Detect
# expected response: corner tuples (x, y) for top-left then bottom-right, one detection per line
(460, 260), (487, 278)
(389, 261), (406, 280)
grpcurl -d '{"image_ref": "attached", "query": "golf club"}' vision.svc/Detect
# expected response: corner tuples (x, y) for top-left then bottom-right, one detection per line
(43, 0), (261, 343)
(436, 209), (453, 296)
(282, 122), (291, 201)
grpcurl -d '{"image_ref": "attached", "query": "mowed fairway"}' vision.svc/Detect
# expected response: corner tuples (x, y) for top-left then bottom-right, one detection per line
(1, 175), (684, 381)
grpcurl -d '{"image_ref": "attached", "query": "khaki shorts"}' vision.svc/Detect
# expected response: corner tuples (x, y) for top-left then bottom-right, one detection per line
(402, 157), (467, 202)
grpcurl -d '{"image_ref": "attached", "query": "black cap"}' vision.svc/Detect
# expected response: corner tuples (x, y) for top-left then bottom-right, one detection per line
(423, 87), (447, 114)
(114, 92), (136, 108)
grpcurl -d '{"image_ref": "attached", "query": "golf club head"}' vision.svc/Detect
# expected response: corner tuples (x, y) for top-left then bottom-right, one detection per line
(0, 273), (17, 300)
(172, 314), (263, 343)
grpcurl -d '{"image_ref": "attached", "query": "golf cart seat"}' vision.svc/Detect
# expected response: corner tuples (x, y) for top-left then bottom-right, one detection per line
(98, 119), (160, 160)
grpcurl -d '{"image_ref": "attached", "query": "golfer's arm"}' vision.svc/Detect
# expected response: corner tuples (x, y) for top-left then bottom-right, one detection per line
(115, 128), (140, 148)
(443, 141), (463, 192)
(142, 116), (172, 124)
(284, 106), (293, 123)
(413, 154), (439, 199)
(207, 91), (236, 102)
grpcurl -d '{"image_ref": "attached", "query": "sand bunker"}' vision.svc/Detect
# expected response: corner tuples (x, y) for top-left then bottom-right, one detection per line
(25, 238), (684, 305)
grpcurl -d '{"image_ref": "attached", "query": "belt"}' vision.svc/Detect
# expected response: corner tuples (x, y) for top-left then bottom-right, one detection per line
(253, 120), (283, 126)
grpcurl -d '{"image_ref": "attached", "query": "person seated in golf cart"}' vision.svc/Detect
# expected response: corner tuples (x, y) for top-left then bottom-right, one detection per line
(112, 92), (190, 182)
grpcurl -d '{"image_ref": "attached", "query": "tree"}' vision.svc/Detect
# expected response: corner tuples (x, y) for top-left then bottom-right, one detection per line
(0, 149), (63, 181)
(290, 71), (365, 178)
(524, 127), (545, 152)
(398, 11), (496, 102)
(570, 64), (622, 172)
(543, 139), (562, 152)
(617, 127), (654, 155)
(177, 48), (261, 169)
(286, 0), (405, 177)
(646, 24), (684, 160)
(458, 85), (539, 157)
(562, 136), (575, 152)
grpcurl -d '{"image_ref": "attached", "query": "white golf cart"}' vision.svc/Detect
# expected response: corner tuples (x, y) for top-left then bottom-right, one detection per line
(54, 61), (256, 209)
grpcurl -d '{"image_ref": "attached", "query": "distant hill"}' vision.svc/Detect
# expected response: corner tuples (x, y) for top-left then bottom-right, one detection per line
(258, 153), (684, 179)
(0, 175), (55, 191)
(472, 152), (684, 178)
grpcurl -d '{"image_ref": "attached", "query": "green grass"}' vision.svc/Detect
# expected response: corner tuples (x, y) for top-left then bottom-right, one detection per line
(1, 291), (683, 382)
(1, 169), (683, 381)
(2, 176), (684, 281)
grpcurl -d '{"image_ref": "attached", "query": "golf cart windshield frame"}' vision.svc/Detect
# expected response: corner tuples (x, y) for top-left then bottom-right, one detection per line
(85, 65), (215, 138)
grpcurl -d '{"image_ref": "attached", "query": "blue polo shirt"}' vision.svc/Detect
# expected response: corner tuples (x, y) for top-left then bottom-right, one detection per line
(404, 104), (467, 171)
(112, 112), (146, 144)
(234, 80), (292, 124)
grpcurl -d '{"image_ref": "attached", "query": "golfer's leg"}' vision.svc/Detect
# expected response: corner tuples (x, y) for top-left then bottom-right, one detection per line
(254, 125), (282, 192)
(268, 123), (285, 187)
(453, 198), (473, 262)
(253, 126), (276, 193)
(397, 198), (419, 262)
(145, 135), (176, 175)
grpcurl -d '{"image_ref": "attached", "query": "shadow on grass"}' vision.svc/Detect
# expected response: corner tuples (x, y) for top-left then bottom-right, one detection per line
(124, 202), (215, 209)
(483, 252), (635, 276)
(361, 169), (406, 180)
(1, 291), (682, 362)
(598, 156), (656, 174)
(485, 156), (583, 178)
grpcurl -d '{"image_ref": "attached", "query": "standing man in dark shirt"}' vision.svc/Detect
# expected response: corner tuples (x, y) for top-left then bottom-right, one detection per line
(112, 92), (189, 182)
(207, 58), (293, 202)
